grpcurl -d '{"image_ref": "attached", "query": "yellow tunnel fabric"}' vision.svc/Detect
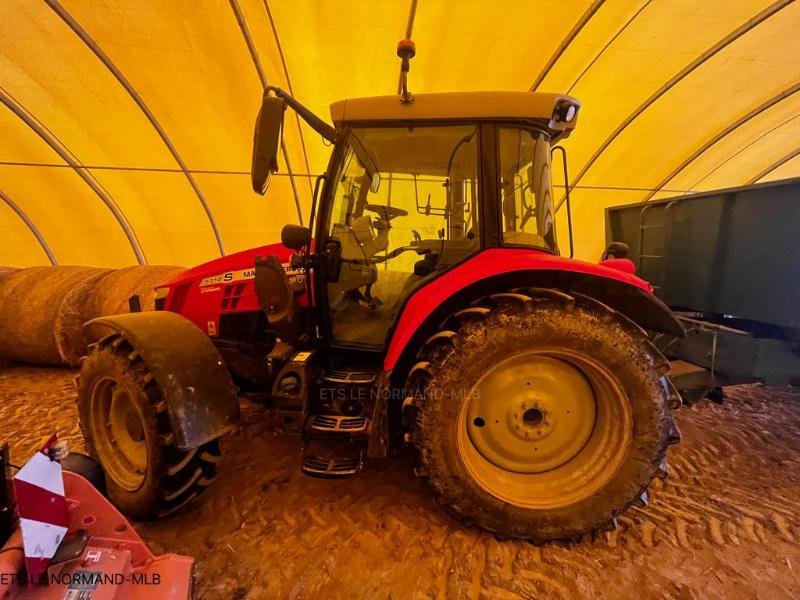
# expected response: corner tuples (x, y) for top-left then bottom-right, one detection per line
(2, 0), (799, 267)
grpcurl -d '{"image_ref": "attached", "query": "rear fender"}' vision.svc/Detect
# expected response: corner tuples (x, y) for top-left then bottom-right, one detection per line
(385, 267), (685, 376)
(84, 311), (240, 450)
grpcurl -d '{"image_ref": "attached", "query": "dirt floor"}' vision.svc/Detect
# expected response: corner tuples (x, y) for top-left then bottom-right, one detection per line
(1, 366), (799, 599)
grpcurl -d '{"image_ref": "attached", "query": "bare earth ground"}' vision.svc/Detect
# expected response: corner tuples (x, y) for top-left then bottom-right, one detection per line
(1, 366), (799, 599)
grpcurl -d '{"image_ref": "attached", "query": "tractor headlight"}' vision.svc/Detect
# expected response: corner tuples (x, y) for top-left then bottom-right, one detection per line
(549, 98), (580, 130)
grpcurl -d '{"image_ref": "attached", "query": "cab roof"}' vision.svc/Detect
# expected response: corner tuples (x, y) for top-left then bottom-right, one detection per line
(330, 91), (580, 138)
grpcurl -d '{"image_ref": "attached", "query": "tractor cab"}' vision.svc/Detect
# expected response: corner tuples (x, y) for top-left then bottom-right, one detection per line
(253, 89), (581, 351)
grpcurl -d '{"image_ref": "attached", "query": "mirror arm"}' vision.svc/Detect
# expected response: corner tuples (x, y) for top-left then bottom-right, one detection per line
(308, 174), (326, 240)
(265, 86), (337, 143)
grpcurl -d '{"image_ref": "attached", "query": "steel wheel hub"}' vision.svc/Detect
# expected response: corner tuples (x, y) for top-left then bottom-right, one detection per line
(89, 377), (148, 491)
(455, 348), (632, 510)
(467, 355), (596, 474)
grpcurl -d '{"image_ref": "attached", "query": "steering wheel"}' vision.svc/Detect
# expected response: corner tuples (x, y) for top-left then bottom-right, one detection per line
(365, 204), (408, 222)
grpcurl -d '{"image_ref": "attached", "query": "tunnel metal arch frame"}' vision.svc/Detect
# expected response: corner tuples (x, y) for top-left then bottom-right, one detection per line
(0, 85), (146, 265)
(529, 0), (606, 92)
(643, 81), (800, 201)
(3, 0), (796, 266)
(0, 188), (57, 265)
(262, 0), (314, 198)
(690, 112), (800, 190)
(44, 0), (227, 257)
(565, 0), (653, 96)
(553, 0), (795, 211)
(229, 0), (304, 226)
(747, 146), (800, 183)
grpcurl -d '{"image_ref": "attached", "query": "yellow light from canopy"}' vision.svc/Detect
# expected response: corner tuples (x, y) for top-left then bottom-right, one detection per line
(1, 0), (798, 267)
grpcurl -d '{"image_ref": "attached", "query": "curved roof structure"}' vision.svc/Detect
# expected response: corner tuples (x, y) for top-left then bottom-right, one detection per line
(2, 0), (799, 267)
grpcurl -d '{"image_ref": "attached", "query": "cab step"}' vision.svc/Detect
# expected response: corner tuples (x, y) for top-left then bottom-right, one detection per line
(322, 369), (376, 384)
(301, 439), (364, 477)
(308, 414), (369, 433)
(302, 454), (363, 476)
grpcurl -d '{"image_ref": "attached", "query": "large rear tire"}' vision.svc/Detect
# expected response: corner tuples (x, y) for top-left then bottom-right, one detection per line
(406, 289), (677, 542)
(77, 333), (222, 519)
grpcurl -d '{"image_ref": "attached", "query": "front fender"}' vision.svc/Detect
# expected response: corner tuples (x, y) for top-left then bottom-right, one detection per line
(84, 311), (240, 450)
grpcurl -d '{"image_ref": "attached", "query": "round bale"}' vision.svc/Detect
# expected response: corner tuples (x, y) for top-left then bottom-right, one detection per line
(0, 267), (19, 284)
(90, 265), (185, 316)
(0, 267), (109, 366)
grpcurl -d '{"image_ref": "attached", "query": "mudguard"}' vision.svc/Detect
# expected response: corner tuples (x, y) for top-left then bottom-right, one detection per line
(384, 248), (685, 371)
(83, 311), (240, 450)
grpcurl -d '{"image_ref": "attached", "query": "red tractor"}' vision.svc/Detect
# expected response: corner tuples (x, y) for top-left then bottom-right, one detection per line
(76, 56), (683, 542)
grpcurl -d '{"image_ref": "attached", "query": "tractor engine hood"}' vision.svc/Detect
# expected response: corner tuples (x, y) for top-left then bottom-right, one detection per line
(160, 243), (295, 290)
(153, 242), (306, 338)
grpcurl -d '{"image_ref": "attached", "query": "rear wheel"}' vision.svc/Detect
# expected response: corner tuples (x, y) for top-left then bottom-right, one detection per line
(77, 334), (221, 519)
(406, 289), (677, 542)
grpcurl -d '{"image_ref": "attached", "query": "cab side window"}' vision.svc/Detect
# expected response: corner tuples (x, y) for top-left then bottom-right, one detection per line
(497, 128), (556, 251)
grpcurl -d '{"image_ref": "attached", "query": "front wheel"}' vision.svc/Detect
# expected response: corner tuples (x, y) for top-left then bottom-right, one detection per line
(77, 334), (222, 519)
(406, 289), (677, 542)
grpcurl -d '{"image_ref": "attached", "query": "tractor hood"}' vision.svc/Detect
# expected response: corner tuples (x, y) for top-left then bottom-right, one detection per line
(160, 243), (293, 289)
(153, 242), (304, 337)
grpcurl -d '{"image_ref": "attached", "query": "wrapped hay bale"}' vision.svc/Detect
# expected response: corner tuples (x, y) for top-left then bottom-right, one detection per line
(0, 267), (110, 366)
(90, 265), (185, 316)
(0, 266), (19, 284)
(0, 267), (18, 365)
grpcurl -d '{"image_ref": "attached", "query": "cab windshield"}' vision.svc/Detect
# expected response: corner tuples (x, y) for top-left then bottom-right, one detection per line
(323, 124), (480, 346)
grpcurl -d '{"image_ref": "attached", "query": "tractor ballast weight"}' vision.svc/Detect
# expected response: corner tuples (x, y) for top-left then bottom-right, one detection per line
(76, 60), (683, 542)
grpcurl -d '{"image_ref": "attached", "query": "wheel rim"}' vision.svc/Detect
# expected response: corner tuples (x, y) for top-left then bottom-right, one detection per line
(456, 348), (632, 510)
(88, 377), (148, 491)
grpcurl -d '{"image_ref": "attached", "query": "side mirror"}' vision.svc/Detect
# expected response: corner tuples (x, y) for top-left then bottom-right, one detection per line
(281, 224), (310, 251)
(251, 95), (287, 194)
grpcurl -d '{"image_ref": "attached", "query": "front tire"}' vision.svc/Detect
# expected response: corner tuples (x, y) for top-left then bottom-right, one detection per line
(406, 289), (676, 542)
(77, 334), (222, 519)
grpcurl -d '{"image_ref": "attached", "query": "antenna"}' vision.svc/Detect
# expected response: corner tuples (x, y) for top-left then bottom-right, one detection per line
(397, 39), (416, 104)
